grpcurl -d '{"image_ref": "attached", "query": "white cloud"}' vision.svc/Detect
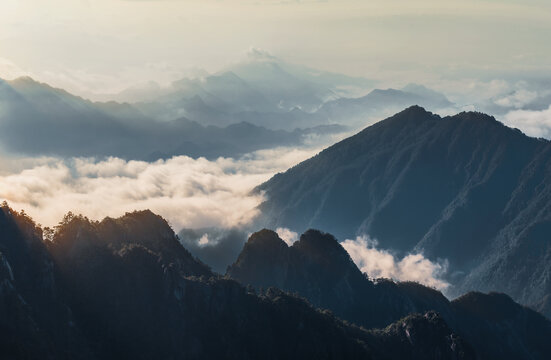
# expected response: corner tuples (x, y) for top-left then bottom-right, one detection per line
(0, 147), (318, 230)
(341, 235), (449, 290)
(198, 233), (210, 246)
(503, 105), (551, 139)
(276, 227), (298, 246)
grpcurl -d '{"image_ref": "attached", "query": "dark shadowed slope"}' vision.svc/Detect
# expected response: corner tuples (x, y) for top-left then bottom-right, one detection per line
(365, 311), (473, 360)
(228, 229), (551, 360)
(0, 205), (476, 359)
(256, 106), (551, 306)
(0, 205), (93, 359)
(228, 229), (452, 329)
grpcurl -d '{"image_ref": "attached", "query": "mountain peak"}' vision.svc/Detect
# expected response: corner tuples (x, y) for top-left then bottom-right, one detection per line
(246, 228), (288, 249)
(8, 76), (49, 90)
(292, 229), (347, 258)
(226, 229), (290, 288)
(51, 210), (212, 277)
(451, 292), (520, 321)
(393, 104), (437, 120)
(256, 105), (551, 280)
(10, 75), (37, 84)
(450, 110), (498, 123)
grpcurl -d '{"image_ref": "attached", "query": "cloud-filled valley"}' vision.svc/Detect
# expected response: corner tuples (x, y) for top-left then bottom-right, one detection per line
(0, 147), (318, 230)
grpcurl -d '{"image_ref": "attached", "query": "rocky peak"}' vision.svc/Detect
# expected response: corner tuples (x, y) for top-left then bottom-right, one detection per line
(51, 210), (211, 278)
(226, 229), (290, 288)
(247, 229), (288, 249)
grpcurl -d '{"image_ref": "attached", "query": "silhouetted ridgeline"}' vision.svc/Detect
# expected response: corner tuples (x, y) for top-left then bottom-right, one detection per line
(228, 229), (551, 360)
(0, 74), (453, 160)
(0, 77), (342, 161)
(256, 106), (551, 309)
(1, 204), (477, 360)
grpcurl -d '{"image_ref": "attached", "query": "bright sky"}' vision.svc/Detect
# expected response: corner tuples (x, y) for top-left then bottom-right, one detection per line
(1, 0), (550, 95)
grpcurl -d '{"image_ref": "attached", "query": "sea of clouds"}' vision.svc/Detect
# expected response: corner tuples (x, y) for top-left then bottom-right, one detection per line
(0, 147), (319, 230)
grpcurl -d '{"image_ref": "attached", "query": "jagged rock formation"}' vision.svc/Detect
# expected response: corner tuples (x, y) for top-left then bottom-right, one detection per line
(256, 106), (551, 308)
(47, 210), (370, 359)
(228, 229), (551, 359)
(0, 205), (475, 359)
(228, 229), (452, 328)
(366, 311), (474, 360)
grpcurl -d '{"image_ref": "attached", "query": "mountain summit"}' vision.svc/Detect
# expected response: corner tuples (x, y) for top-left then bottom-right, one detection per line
(256, 106), (551, 308)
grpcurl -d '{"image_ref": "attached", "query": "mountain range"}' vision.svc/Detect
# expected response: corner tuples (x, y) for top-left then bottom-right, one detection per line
(1, 204), (481, 359)
(255, 106), (551, 314)
(2, 204), (551, 358)
(0, 53), (458, 162)
(0, 77), (344, 160)
(227, 228), (551, 359)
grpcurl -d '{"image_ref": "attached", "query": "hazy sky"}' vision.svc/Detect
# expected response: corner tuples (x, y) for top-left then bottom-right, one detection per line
(1, 0), (550, 95)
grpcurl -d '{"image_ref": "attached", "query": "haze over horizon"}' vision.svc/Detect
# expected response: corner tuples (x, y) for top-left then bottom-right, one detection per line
(1, 0), (551, 98)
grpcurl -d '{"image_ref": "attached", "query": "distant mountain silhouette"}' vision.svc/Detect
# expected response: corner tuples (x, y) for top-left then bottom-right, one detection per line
(256, 106), (551, 309)
(228, 229), (551, 359)
(0, 205), (475, 359)
(318, 87), (453, 127)
(0, 74), (453, 162)
(0, 77), (339, 160)
(107, 58), (450, 132)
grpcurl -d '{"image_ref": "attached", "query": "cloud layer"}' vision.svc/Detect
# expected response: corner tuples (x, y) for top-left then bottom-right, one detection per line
(0, 147), (318, 230)
(341, 235), (449, 290)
